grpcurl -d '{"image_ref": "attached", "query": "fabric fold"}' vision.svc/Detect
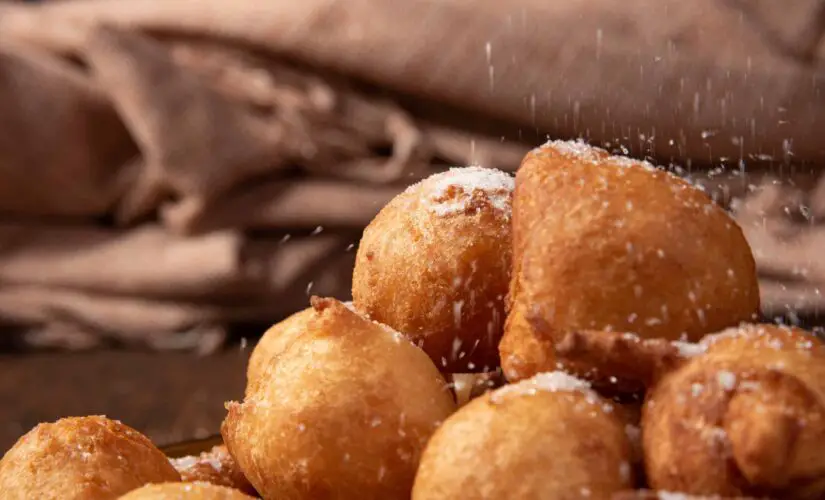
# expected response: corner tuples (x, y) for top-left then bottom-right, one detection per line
(1, 0), (824, 350)
(3, 0), (825, 163)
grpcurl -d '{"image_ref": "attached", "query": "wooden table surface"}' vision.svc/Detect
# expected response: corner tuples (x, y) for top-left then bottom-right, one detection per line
(0, 348), (249, 452)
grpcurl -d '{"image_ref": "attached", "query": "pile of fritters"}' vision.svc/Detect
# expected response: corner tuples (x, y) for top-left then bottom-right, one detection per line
(4, 141), (821, 500)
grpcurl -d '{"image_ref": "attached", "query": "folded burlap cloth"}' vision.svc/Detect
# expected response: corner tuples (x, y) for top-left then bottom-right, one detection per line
(1, 0), (824, 350)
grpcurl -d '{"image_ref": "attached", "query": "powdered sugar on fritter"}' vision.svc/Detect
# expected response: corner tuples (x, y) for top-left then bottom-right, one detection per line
(672, 341), (707, 358)
(170, 455), (199, 470)
(540, 139), (658, 173)
(541, 139), (607, 162)
(657, 492), (694, 500)
(489, 371), (596, 403)
(418, 166), (514, 217)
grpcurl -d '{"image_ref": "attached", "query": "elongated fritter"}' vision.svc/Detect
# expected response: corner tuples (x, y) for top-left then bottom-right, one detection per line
(501, 140), (759, 385)
(557, 324), (825, 499)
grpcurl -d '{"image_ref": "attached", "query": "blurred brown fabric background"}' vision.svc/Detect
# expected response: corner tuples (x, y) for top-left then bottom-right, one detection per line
(2, 0), (825, 449)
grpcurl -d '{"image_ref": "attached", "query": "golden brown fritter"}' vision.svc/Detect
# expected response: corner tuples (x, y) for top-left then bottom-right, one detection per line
(223, 297), (456, 500)
(645, 325), (825, 499)
(501, 140), (759, 384)
(412, 371), (635, 500)
(0, 415), (180, 500)
(557, 324), (825, 499)
(353, 167), (513, 372)
(245, 307), (314, 393)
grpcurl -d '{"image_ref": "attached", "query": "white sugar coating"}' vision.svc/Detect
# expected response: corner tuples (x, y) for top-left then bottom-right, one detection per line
(657, 492), (694, 500)
(717, 370), (737, 390)
(489, 371), (596, 403)
(624, 424), (641, 446)
(415, 166), (514, 217)
(702, 326), (753, 348)
(171, 451), (224, 473)
(671, 341), (707, 358)
(609, 153), (659, 172)
(204, 453), (224, 472)
(703, 324), (816, 351)
(540, 139), (607, 162)
(170, 455), (199, 470)
(539, 139), (659, 172)
(620, 332), (642, 342)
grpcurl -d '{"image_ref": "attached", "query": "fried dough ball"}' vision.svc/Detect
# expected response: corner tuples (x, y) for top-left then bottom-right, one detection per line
(353, 167), (513, 372)
(556, 324), (825, 499)
(0, 415), (180, 500)
(246, 302), (364, 392)
(246, 307), (313, 391)
(170, 445), (255, 496)
(118, 481), (253, 499)
(412, 371), (635, 500)
(500, 140), (759, 384)
(223, 297), (456, 500)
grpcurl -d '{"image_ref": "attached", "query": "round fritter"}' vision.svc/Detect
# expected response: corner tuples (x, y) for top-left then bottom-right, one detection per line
(352, 166), (513, 372)
(501, 140), (759, 383)
(170, 445), (255, 496)
(412, 371), (634, 500)
(0, 415), (180, 500)
(223, 297), (456, 500)
(245, 307), (313, 392)
(643, 324), (825, 498)
(118, 481), (253, 499)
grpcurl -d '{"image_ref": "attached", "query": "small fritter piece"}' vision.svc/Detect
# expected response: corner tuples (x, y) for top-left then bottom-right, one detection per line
(557, 324), (825, 499)
(223, 297), (456, 500)
(412, 371), (635, 500)
(501, 140), (759, 384)
(0, 415), (180, 500)
(353, 167), (513, 372)
(118, 481), (253, 499)
(170, 445), (255, 496)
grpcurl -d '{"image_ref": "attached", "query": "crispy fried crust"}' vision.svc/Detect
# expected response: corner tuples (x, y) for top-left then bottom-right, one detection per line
(222, 297), (456, 500)
(170, 445), (255, 496)
(0, 416), (180, 500)
(500, 141), (759, 383)
(245, 307), (314, 392)
(412, 372), (634, 500)
(352, 168), (513, 372)
(118, 481), (254, 499)
(643, 324), (825, 498)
